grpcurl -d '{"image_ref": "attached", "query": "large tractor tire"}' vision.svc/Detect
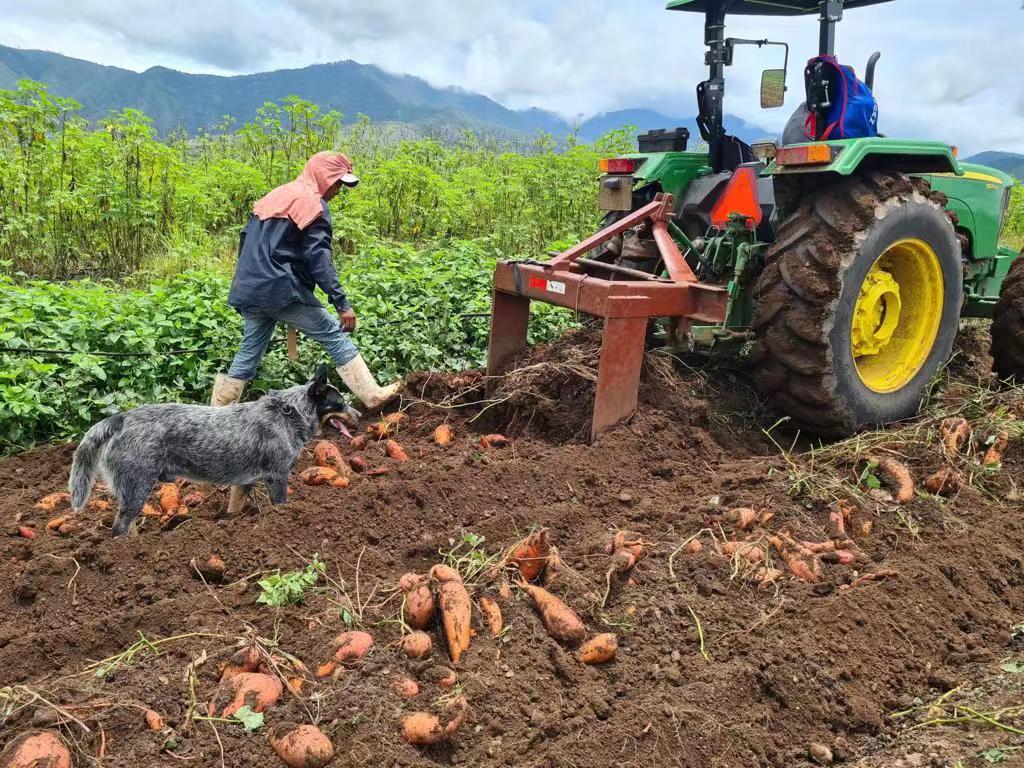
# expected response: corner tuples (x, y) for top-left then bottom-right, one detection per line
(991, 252), (1024, 381)
(751, 172), (962, 437)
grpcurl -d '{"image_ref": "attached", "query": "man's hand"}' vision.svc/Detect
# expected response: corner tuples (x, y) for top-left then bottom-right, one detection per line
(339, 308), (357, 333)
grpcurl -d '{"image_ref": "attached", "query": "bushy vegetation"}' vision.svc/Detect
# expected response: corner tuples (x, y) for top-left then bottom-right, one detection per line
(0, 243), (574, 450)
(0, 80), (628, 279)
(1004, 184), (1024, 250)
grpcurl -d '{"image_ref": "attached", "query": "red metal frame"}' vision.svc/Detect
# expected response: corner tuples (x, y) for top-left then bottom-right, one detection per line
(486, 192), (728, 442)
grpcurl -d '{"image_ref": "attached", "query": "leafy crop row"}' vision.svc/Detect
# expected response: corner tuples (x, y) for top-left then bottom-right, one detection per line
(0, 240), (575, 451)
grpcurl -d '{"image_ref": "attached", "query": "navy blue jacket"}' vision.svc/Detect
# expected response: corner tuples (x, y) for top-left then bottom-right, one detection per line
(228, 201), (350, 315)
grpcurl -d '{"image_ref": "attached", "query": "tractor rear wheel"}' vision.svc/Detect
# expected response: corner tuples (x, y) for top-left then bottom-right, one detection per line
(751, 172), (962, 436)
(991, 251), (1024, 382)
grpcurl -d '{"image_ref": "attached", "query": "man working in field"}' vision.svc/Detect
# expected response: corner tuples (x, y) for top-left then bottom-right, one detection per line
(210, 151), (402, 409)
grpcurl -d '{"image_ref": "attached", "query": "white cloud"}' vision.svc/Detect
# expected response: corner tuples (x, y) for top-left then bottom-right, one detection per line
(0, 0), (1021, 154)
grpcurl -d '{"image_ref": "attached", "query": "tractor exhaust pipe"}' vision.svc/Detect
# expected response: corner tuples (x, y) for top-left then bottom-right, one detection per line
(865, 51), (880, 91)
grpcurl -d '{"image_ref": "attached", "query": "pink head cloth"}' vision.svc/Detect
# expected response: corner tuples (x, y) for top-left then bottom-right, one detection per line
(252, 152), (355, 229)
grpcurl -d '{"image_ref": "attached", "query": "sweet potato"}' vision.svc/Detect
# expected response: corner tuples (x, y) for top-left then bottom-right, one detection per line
(577, 633), (617, 664)
(498, 580), (512, 601)
(329, 473), (350, 488)
(208, 672), (282, 717)
(285, 677), (305, 696)
(720, 540), (765, 564)
(685, 539), (703, 555)
(298, 466), (342, 487)
(479, 434), (509, 449)
(86, 498), (111, 512)
(349, 435), (367, 450)
(723, 507), (758, 531)
(542, 545), (567, 588)
(392, 677), (419, 698)
(312, 440), (346, 471)
(45, 515), (69, 531)
(400, 696), (468, 746)
(18, 526), (36, 539)
(383, 411), (407, 427)
(348, 456), (368, 473)
(157, 482), (181, 515)
(984, 431), (1010, 467)
(366, 421), (391, 439)
(398, 571), (421, 591)
(269, 724), (334, 768)
(820, 549), (861, 565)
(366, 467), (389, 477)
(385, 439), (409, 462)
(924, 466), (964, 496)
(220, 645), (262, 681)
(429, 564), (462, 583)
(858, 519), (874, 538)
(939, 417), (972, 456)
(402, 632), (433, 660)
(431, 567), (471, 663)
(34, 492), (71, 513)
(315, 661), (337, 679)
(478, 596), (503, 637)
(196, 554), (226, 583)
(519, 582), (586, 646)
(507, 528), (551, 582)
(433, 424), (454, 445)
(141, 503), (160, 518)
(144, 709), (165, 731)
(869, 456), (914, 503)
(607, 548), (636, 577)
(401, 578), (436, 630)
(0, 730), (72, 768)
(608, 530), (649, 563)
(753, 567), (784, 588)
(180, 491), (205, 508)
(420, 666), (458, 688)
(332, 631), (374, 663)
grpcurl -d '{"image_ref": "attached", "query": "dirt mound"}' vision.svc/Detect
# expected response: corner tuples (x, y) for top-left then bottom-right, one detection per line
(1, 329), (1022, 768)
(410, 326), (716, 445)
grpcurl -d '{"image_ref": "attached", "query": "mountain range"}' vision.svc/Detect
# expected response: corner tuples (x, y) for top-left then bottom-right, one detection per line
(0, 43), (766, 146)
(962, 151), (1024, 179)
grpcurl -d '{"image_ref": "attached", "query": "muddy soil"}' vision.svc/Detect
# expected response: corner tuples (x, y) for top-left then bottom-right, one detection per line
(1, 328), (1022, 768)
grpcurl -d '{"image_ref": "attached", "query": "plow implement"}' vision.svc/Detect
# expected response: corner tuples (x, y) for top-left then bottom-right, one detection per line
(486, 193), (727, 441)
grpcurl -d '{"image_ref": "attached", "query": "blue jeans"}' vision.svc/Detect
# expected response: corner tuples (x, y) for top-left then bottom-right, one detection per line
(227, 303), (359, 381)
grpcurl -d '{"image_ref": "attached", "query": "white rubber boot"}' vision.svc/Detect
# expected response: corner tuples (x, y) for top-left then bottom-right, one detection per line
(336, 355), (403, 410)
(210, 373), (246, 407)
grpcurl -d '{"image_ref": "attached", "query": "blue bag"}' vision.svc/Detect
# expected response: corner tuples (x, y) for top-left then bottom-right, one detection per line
(804, 55), (878, 140)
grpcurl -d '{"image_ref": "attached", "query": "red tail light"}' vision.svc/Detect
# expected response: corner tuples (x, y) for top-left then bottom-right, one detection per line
(710, 165), (762, 229)
(599, 158), (637, 174)
(775, 144), (834, 167)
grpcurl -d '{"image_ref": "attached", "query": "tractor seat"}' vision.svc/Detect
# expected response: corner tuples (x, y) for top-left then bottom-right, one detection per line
(782, 102), (811, 146)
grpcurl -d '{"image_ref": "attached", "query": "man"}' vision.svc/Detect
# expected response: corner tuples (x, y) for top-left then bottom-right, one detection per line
(210, 151), (401, 409)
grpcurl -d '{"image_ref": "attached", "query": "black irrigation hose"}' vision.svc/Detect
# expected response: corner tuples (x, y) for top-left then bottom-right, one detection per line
(0, 312), (495, 358)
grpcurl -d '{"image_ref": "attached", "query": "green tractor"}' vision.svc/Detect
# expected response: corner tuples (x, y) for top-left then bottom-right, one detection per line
(487, 0), (1024, 440)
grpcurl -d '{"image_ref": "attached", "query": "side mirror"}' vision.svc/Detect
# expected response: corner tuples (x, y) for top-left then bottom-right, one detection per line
(760, 69), (787, 109)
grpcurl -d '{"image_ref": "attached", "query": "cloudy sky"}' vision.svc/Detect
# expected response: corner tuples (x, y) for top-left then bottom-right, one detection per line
(1, 0), (1022, 154)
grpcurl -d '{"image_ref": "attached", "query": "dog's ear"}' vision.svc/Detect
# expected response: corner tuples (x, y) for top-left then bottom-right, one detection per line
(310, 363), (330, 398)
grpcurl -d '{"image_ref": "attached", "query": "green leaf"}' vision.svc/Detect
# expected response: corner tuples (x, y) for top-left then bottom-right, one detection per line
(981, 748), (1007, 764)
(1000, 661), (1024, 674)
(233, 706), (264, 732)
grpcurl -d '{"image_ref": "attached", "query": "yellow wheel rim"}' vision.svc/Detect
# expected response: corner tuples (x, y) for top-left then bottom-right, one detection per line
(852, 238), (944, 394)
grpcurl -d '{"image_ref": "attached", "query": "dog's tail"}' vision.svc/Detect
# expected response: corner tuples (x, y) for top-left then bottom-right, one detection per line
(69, 414), (124, 509)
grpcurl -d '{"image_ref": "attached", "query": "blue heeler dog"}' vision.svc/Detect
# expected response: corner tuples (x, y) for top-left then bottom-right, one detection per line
(68, 364), (360, 536)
